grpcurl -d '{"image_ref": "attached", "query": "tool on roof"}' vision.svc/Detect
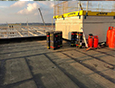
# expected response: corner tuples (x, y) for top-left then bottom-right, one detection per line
(81, 28), (88, 48)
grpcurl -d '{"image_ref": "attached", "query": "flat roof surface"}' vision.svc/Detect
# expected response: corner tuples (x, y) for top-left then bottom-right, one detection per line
(0, 40), (115, 88)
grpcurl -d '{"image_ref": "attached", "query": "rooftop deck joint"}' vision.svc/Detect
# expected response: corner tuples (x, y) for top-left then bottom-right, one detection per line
(24, 57), (39, 88)
(62, 52), (115, 84)
(75, 49), (115, 67)
(44, 54), (88, 88)
(2, 78), (33, 88)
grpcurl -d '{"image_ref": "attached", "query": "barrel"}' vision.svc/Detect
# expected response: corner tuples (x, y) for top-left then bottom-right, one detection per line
(106, 26), (113, 46)
(94, 36), (98, 48)
(109, 28), (115, 48)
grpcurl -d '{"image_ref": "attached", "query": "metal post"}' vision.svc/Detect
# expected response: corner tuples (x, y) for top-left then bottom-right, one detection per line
(78, 2), (79, 11)
(86, 1), (89, 12)
(113, 3), (115, 12)
(101, 4), (103, 12)
(52, 18), (53, 31)
(78, 1), (83, 10)
(98, 2), (99, 12)
(27, 19), (29, 36)
(6, 22), (8, 38)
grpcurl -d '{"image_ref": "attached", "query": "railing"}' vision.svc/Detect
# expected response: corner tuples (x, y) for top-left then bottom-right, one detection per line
(54, 1), (115, 16)
(0, 25), (55, 39)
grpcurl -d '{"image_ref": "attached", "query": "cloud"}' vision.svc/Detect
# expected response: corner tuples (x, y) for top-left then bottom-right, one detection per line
(50, 3), (54, 8)
(27, 3), (39, 11)
(38, 1), (54, 8)
(17, 2), (40, 15)
(17, 8), (28, 14)
(34, 12), (38, 16)
(0, 6), (8, 8)
(10, 1), (27, 8)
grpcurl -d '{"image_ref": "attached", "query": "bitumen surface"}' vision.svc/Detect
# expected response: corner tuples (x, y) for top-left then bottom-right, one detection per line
(0, 40), (115, 88)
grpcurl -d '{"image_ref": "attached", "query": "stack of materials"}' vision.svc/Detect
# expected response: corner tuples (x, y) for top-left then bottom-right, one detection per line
(46, 32), (50, 49)
(46, 31), (62, 50)
(71, 32), (83, 48)
(77, 32), (83, 48)
(71, 32), (77, 47)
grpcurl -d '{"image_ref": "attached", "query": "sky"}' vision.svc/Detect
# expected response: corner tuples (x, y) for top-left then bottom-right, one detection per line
(0, 1), (115, 24)
(0, 1), (55, 24)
